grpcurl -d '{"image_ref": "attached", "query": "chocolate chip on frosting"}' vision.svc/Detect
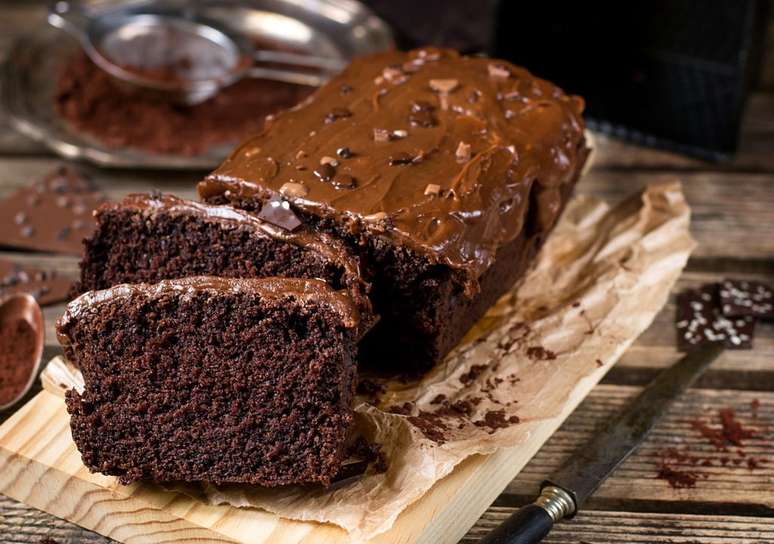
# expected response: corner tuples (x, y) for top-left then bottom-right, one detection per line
(279, 182), (308, 198)
(332, 174), (357, 190)
(456, 141), (472, 162)
(410, 110), (437, 128)
(429, 79), (459, 93)
(389, 152), (414, 166)
(313, 163), (336, 181)
(336, 147), (353, 159)
(324, 107), (352, 124)
(411, 100), (435, 113)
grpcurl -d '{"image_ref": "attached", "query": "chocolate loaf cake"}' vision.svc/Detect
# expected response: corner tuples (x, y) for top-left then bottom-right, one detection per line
(58, 277), (359, 486)
(76, 193), (373, 334)
(199, 48), (589, 370)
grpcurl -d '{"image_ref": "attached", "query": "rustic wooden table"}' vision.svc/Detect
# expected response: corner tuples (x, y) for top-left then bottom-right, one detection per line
(1, 4), (773, 543)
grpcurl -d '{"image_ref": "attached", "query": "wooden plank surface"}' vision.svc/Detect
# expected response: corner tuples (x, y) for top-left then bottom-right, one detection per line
(0, 2), (773, 543)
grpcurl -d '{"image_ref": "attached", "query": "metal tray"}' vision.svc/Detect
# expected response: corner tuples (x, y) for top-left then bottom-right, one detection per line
(1, 0), (394, 170)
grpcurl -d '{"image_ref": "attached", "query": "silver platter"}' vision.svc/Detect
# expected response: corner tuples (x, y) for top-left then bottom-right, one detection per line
(1, 0), (394, 170)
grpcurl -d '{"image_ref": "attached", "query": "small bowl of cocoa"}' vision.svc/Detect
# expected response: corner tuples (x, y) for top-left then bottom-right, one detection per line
(0, 293), (45, 412)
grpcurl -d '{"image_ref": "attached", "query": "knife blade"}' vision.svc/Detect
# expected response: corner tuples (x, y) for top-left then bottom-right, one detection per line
(479, 343), (724, 544)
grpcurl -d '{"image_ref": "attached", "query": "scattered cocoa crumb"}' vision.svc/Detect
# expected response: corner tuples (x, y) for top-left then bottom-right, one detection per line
(473, 409), (520, 433)
(408, 411), (450, 444)
(387, 401), (414, 416)
(526, 346), (557, 361)
(459, 364), (488, 385)
(595, 359), (604, 367)
(430, 394), (447, 405)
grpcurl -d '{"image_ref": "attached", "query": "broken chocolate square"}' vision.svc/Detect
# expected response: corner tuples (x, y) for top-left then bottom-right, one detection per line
(676, 284), (755, 351)
(0, 166), (107, 255)
(256, 197), (303, 231)
(719, 279), (774, 320)
(0, 259), (73, 306)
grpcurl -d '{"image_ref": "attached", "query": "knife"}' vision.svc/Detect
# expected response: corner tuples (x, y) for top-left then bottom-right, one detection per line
(479, 343), (724, 544)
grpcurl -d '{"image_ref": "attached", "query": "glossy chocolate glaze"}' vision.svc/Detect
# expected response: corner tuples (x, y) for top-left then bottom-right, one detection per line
(199, 48), (588, 292)
(57, 276), (360, 350)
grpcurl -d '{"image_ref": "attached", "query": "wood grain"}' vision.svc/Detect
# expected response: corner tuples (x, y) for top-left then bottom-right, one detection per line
(506, 385), (774, 512)
(463, 509), (774, 543)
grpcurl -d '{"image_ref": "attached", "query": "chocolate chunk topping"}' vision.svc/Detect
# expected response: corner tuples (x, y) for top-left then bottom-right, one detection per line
(409, 110), (437, 128)
(488, 63), (511, 79)
(455, 141), (472, 162)
(373, 128), (391, 142)
(255, 197), (303, 231)
(313, 163), (336, 181)
(389, 152), (415, 166)
(719, 279), (774, 319)
(410, 100), (435, 112)
(332, 175), (357, 190)
(676, 284), (755, 351)
(336, 147), (353, 159)
(429, 79), (459, 93)
(325, 107), (352, 124)
(279, 182), (308, 198)
(424, 184), (441, 196)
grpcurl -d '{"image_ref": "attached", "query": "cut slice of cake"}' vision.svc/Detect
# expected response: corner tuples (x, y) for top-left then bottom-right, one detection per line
(58, 276), (360, 486)
(199, 47), (589, 371)
(75, 192), (373, 335)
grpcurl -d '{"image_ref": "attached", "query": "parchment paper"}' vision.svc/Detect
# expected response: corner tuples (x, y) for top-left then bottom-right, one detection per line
(44, 180), (694, 543)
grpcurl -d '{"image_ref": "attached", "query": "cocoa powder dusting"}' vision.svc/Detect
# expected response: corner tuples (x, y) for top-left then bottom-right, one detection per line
(0, 319), (37, 406)
(55, 51), (313, 156)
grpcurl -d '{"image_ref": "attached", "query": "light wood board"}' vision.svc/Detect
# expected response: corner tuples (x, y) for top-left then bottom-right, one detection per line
(0, 354), (611, 544)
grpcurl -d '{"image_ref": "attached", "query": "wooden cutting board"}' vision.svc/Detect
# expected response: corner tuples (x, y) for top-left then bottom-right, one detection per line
(0, 359), (609, 544)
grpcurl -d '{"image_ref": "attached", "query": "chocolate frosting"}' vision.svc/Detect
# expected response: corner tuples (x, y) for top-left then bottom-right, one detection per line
(199, 48), (588, 291)
(57, 276), (360, 350)
(100, 193), (373, 322)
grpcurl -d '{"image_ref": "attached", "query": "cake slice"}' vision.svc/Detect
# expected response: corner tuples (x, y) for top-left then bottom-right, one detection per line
(75, 192), (373, 335)
(199, 47), (589, 371)
(58, 276), (359, 486)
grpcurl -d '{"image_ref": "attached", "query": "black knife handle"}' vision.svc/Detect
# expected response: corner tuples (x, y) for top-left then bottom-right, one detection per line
(478, 504), (553, 544)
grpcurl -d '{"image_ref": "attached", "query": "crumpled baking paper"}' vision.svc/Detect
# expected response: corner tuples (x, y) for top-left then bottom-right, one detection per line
(44, 180), (694, 543)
